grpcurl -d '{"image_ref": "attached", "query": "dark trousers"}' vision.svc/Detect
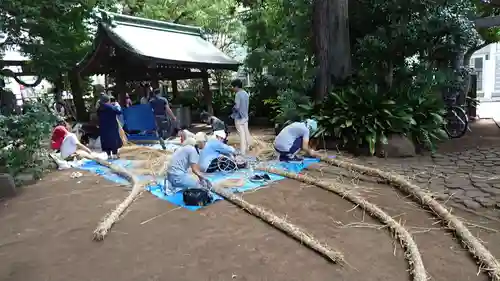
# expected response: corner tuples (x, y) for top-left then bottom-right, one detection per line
(104, 149), (118, 156)
(155, 115), (173, 139)
(275, 137), (303, 161)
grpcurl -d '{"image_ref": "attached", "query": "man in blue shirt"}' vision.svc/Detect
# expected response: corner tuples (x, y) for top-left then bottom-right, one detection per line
(199, 130), (245, 172)
(149, 89), (177, 139)
(230, 79), (253, 155)
(274, 119), (321, 161)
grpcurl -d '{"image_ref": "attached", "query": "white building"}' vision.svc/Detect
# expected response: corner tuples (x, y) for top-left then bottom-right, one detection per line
(470, 43), (500, 119)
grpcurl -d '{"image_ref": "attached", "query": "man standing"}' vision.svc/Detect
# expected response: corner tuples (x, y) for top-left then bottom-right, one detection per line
(149, 89), (177, 139)
(230, 79), (253, 155)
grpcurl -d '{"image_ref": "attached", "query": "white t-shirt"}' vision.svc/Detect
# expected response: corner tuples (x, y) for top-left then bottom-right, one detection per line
(60, 133), (78, 158)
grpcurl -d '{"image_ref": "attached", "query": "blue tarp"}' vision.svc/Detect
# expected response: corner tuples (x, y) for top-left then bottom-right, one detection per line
(123, 104), (156, 131)
(77, 145), (320, 211)
(122, 104), (158, 141)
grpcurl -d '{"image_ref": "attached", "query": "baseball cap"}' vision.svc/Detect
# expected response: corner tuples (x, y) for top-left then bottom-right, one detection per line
(195, 132), (208, 143)
(51, 125), (69, 150)
(305, 119), (318, 134)
(213, 130), (227, 140)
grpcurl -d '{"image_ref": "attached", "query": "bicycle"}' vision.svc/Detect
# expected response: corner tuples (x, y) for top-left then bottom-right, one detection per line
(443, 95), (469, 139)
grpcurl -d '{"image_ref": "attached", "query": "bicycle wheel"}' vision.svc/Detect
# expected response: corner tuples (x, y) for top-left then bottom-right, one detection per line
(444, 106), (469, 139)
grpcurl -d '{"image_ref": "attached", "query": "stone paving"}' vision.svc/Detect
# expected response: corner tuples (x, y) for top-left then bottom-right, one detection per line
(359, 147), (500, 211)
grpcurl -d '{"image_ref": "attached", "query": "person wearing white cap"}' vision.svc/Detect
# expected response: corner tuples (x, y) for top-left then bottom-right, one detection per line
(274, 118), (321, 162)
(165, 132), (208, 190)
(199, 130), (244, 173)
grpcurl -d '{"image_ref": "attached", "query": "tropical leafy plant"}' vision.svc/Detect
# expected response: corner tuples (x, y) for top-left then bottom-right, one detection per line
(300, 67), (450, 154)
(393, 68), (449, 150)
(309, 84), (413, 155)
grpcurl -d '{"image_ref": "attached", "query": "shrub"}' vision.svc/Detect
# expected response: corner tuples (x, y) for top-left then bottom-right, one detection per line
(0, 99), (57, 178)
(310, 85), (413, 155)
(305, 70), (448, 154)
(393, 70), (448, 151)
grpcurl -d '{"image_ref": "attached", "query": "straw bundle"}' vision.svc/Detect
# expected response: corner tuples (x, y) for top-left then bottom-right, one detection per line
(320, 155), (500, 280)
(257, 166), (427, 281)
(210, 180), (345, 264)
(117, 118), (129, 146)
(76, 151), (146, 241)
(118, 145), (174, 176)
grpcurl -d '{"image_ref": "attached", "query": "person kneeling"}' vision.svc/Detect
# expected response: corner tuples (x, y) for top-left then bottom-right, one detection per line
(51, 119), (92, 160)
(274, 119), (321, 162)
(199, 130), (245, 173)
(166, 132), (208, 191)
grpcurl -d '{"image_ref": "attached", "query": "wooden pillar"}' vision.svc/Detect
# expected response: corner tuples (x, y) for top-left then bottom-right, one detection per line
(171, 80), (178, 99)
(116, 74), (126, 106)
(202, 71), (213, 115)
(151, 73), (159, 90)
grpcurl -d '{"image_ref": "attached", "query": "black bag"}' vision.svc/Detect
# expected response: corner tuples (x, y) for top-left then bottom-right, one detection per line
(183, 188), (213, 206)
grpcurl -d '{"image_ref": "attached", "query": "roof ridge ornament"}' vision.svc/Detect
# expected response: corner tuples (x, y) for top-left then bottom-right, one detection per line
(98, 10), (203, 36)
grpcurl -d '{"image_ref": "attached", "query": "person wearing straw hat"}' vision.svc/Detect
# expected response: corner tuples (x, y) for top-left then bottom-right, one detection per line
(166, 132), (208, 191)
(274, 118), (322, 162)
(199, 130), (245, 173)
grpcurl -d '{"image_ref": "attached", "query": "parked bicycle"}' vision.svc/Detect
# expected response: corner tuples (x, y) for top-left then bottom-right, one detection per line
(443, 95), (469, 139)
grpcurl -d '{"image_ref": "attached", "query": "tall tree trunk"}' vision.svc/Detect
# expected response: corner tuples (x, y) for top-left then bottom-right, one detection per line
(312, 0), (351, 102)
(68, 70), (89, 121)
(330, 0), (351, 81)
(312, 0), (332, 102)
(54, 74), (64, 102)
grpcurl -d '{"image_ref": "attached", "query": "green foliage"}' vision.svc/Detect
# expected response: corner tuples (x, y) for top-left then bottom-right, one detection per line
(241, 0), (483, 152)
(296, 68), (449, 154)
(0, 0), (112, 82)
(472, 0), (500, 47)
(0, 99), (57, 178)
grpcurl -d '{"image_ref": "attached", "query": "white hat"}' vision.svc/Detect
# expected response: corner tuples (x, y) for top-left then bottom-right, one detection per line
(213, 130), (226, 140)
(195, 132), (207, 143)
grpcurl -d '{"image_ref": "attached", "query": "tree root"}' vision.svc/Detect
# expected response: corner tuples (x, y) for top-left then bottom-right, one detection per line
(257, 166), (427, 281)
(320, 155), (500, 280)
(210, 182), (345, 264)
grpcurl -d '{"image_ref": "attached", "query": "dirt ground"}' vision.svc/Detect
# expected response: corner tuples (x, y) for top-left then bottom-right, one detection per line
(1, 121), (500, 281)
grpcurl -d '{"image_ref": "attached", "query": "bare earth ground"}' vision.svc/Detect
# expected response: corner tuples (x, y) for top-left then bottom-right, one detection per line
(1, 120), (500, 281)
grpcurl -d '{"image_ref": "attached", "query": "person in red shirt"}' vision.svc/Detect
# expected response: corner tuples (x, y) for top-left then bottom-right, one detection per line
(51, 119), (92, 159)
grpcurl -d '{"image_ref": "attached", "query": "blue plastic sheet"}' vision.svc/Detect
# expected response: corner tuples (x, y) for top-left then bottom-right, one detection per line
(123, 104), (156, 131)
(76, 146), (320, 211)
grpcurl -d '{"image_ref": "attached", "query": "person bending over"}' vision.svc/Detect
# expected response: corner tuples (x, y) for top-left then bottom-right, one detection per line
(200, 111), (229, 143)
(51, 119), (92, 160)
(166, 132), (208, 190)
(199, 130), (245, 173)
(274, 119), (321, 162)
